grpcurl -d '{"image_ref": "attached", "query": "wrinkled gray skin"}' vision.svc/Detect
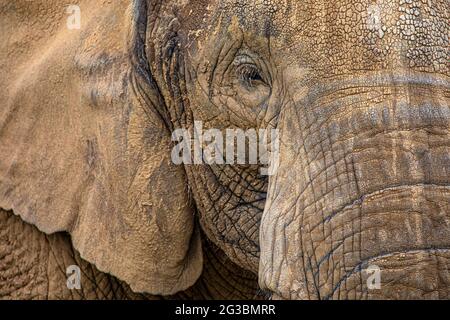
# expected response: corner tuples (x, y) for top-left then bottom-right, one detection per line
(1, 0), (449, 299)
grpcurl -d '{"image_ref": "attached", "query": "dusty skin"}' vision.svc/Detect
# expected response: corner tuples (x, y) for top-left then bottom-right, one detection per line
(0, 0), (449, 299)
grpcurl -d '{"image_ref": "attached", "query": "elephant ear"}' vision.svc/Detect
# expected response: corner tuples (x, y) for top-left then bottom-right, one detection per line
(0, 0), (202, 295)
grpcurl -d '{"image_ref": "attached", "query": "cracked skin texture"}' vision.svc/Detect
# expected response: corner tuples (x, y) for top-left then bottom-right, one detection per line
(0, 0), (449, 299)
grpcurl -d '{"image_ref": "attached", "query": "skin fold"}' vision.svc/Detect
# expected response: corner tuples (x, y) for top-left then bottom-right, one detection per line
(0, 0), (449, 299)
(0, 209), (259, 299)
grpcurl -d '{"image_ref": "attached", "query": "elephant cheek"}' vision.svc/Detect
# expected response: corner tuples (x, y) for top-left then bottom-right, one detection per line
(259, 79), (450, 300)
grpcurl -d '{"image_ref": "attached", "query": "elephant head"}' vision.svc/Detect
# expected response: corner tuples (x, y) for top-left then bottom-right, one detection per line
(0, 0), (449, 299)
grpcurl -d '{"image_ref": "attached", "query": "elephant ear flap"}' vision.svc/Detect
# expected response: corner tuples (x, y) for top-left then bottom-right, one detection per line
(0, 0), (202, 295)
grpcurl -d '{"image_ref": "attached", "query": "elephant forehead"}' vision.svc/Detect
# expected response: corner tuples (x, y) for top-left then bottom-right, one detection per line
(216, 0), (449, 77)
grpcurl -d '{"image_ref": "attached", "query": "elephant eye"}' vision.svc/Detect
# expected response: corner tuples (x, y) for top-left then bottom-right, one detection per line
(229, 53), (271, 108)
(236, 63), (265, 88)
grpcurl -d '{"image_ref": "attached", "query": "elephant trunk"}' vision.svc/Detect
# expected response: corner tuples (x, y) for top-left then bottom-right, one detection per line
(259, 72), (450, 299)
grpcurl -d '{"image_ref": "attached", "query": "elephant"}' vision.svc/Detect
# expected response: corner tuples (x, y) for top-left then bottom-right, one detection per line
(0, 0), (449, 300)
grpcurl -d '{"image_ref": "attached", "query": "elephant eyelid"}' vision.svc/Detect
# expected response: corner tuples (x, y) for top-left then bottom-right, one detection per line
(235, 63), (267, 88)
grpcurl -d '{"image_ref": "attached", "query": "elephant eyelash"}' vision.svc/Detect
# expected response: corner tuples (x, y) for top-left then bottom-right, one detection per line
(235, 63), (265, 88)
